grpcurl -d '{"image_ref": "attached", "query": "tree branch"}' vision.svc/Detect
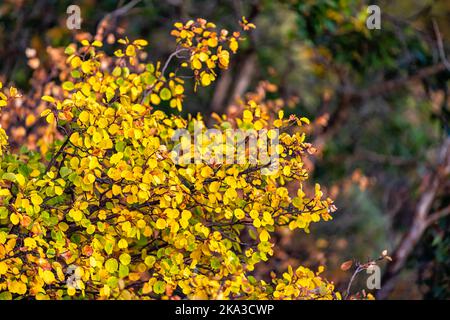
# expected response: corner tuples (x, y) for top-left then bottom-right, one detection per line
(426, 205), (450, 226)
(377, 136), (450, 299)
(95, 0), (142, 41)
(432, 19), (450, 71)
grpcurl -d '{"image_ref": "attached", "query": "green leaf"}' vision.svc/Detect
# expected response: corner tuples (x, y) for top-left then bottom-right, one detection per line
(64, 46), (75, 55)
(105, 258), (118, 273)
(105, 88), (115, 102)
(59, 167), (72, 178)
(0, 207), (8, 219)
(2, 173), (16, 182)
(104, 241), (114, 255)
(0, 292), (12, 300)
(46, 248), (56, 258)
(18, 164), (32, 177)
(107, 276), (118, 288)
(119, 253), (131, 266)
(119, 264), (129, 278)
(160, 88), (172, 101)
(71, 70), (81, 78)
(115, 141), (126, 153)
(144, 255), (156, 268)
(62, 81), (75, 91)
(210, 257), (221, 270)
(112, 67), (122, 77)
(248, 276), (257, 285)
(153, 280), (166, 294)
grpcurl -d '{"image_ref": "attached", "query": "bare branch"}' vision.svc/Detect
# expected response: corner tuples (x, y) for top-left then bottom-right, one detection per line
(95, 0), (142, 41)
(377, 136), (450, 299)
(432, 19), (450, 71)
(427, 205), (450, 226)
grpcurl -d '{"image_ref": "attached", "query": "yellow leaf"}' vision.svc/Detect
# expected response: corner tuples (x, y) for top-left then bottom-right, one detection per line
(191, 58), (202, 70)
(70, 56), (82, 68)
(16, 174), (26, 187)
(105, 258), (118, 273)
(118, 239), (128, 249)
(0, 189), (11, 196)
(243, 110), (253, 123)
(300, 117), (310, 124)
(144, 255), (156, 268)
(79, 111), (90, 124)
(92, 131), (102, 144)
(114, 50), (124, 58)
(67, 287), (76, 296)
(0, 262), (8, 275)
(126, 45), (136, 57)
(81, 61), (92, 74)
(156, 218), (167, 230)
(25, 114), (36, 127)
(42, 95), (55, 103)
(208, 37), (218, 47)
(150, 94), (161, 105)
(9, 87), (18, 97)
(86, 173), (96, 184)
(200, 166), (213, 178)
(31, 194), (43, 206)
(249, 210), (259, 219)
(54, 186), (63, 196)
(46, 112), (55, 124)
(174, 85), (184, 95)
(40, 109), (51, 117)
(201, 73), (211, 86)
(209, 181), (220, 193)
(234, 208), (245, 220)
(92, 40), (103, 47)
(119, 253), (131, 266)
(254, 120), (263, 131)
(133, 39), (148, 46)
(42, 270), (56, 284)
(112, 184), (122, 196)
(230, 39), (238, 53)
(10, 213), (20, 225)
(24, 237), (37, 248)
(70, 209), (83, 222)
(259, 229), (270, 242)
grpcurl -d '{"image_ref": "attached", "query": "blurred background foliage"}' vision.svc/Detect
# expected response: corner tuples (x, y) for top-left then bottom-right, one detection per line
(0, 0), (449, 299)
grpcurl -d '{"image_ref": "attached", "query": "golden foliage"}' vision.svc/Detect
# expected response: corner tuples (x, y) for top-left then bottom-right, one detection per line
(0, 18), (338, 300)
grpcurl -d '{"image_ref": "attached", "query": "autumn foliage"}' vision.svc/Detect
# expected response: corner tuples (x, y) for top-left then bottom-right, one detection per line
(0, 18), (339, 300)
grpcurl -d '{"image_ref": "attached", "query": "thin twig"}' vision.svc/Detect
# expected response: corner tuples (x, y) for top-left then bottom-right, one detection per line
(426, 205), (450, 225)
(95, 0), (142, 41)
(45, 135), (71, 173)
(432, 19), (450, 71)
(345, 264), (364, 299)
(140, 48), (190, 104)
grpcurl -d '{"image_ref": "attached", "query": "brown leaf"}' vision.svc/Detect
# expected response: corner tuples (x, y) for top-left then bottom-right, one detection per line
(340, 260), (353, 271)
